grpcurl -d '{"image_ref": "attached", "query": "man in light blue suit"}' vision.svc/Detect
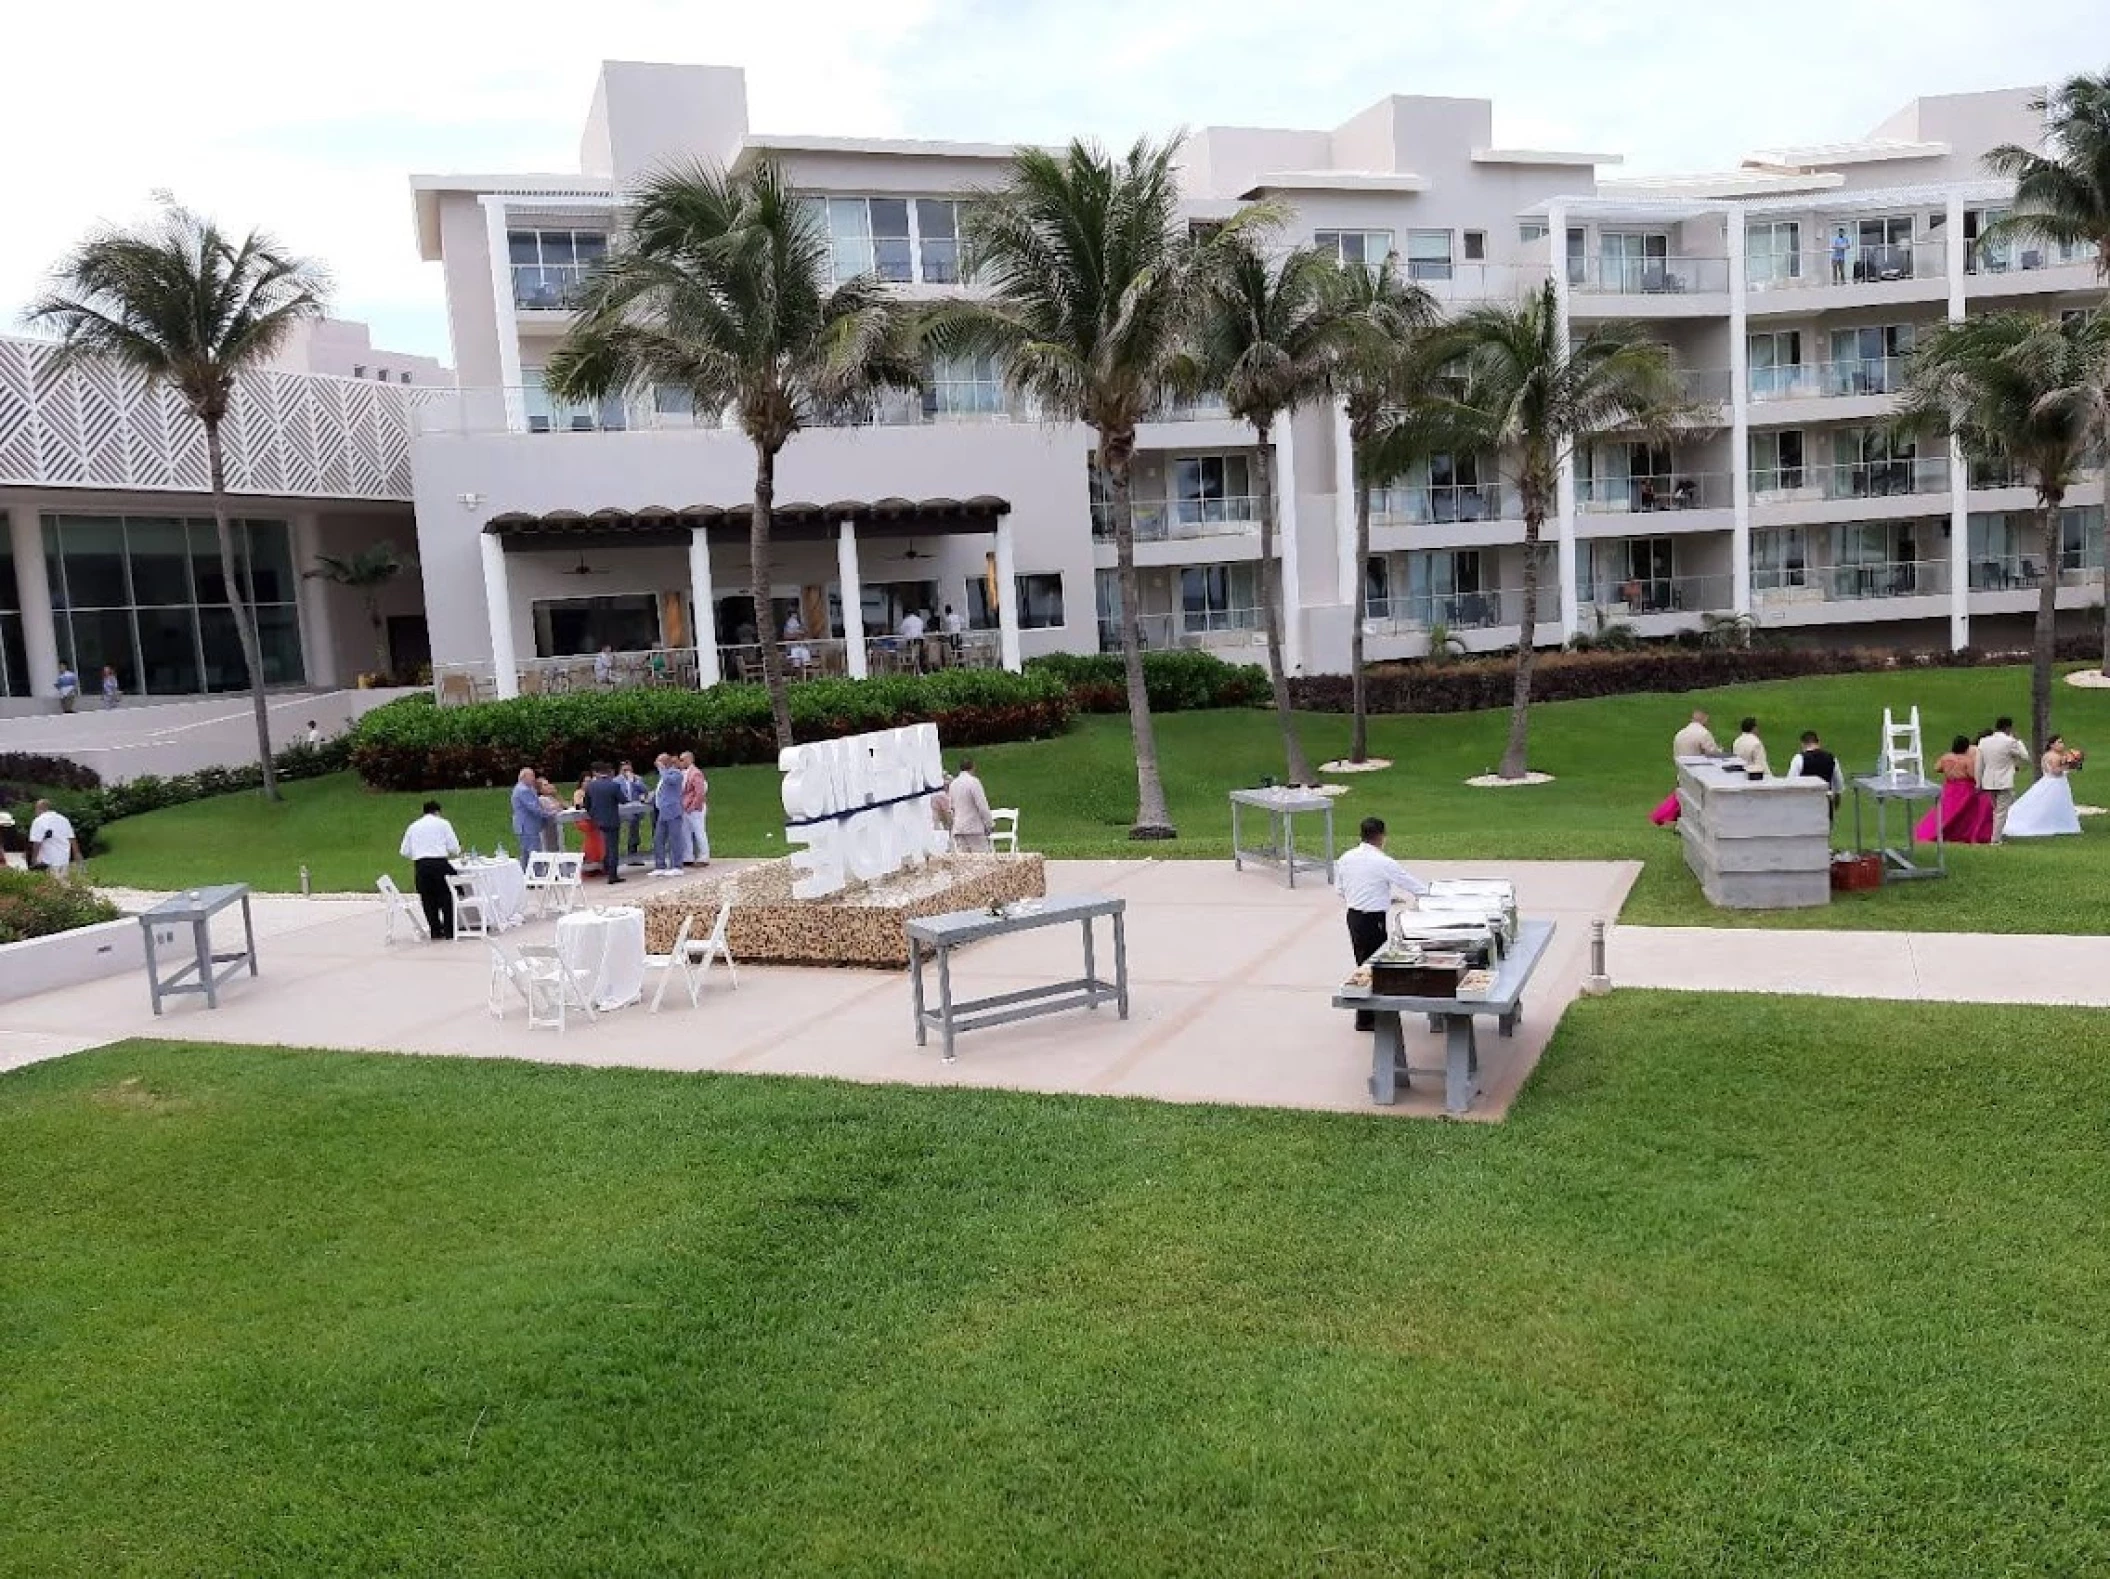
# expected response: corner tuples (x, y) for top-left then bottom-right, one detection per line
(650, 753), (690, 875)
(510, 766), (551, 868)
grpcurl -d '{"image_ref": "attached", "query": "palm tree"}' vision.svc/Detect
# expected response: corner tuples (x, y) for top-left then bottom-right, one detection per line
(545, 161), (919, 750)
(26, 200), (329, 800)
(1895, 311), (2110, 751)
(1402, 281), (1686, 780)
(1198, 241), (1351, 785)
(1982, 72), (2110, 285)
(1329, 257), (1439, 762)
(308, 542), (412, 682)
(936, 138), (1269, 838)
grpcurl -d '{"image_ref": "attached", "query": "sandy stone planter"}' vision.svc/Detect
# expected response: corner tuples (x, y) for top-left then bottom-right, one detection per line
(642, 853), (1047, 968)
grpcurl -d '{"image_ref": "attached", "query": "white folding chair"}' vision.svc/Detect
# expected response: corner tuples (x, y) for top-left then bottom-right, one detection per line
(522, 851), (562, 917)
(488, 942), (535, 1019)
(679, 893), (739, 994)
(548, 852), (586, 915)
(645, 912), (698, 1013)
(989, 808), (1020, 854)
(515, 944), (597, 1030)
(448, 873), (491, 940)
(377, 874), (428, 944)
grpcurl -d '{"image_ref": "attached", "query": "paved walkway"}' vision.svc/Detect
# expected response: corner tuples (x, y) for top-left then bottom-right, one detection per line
(1609, 924), (2110, 1007)
(0, 859), (1640, 1123)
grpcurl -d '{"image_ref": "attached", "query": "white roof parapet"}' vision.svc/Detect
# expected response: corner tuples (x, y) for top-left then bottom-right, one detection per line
(1238, 170), (1429, 199)
(731, 132), (1033, 170)
(409, 174), (617, 259)
(1743, 138), (1950, 170)
(1599, 170), (1846, 199)
(1472, 148), (1623, 167)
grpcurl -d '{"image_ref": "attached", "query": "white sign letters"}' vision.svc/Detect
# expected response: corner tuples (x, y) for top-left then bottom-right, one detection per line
(779, 723), (949, 898)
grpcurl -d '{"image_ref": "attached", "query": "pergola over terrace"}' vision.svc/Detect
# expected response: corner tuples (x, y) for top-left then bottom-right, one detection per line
(475, 493), (1019, 698)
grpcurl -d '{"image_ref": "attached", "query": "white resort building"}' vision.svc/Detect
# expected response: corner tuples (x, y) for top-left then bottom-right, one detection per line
(4, 60), (2102, 711)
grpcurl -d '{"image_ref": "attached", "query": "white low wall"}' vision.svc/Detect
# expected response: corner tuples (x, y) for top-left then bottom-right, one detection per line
(0, 916), (144, 1003)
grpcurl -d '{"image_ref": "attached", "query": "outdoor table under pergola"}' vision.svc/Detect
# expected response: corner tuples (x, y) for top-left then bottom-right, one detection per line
(473, 495), (1023, 698)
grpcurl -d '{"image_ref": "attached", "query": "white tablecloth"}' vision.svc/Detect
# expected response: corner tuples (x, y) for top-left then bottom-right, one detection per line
(557, 906), (647, 1010)
(457, 859), (528, 932)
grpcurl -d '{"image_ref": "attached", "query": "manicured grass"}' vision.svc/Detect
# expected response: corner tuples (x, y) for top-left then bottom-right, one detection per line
(5, 998), (2108, 1575)
(80, 663), (2110, 932)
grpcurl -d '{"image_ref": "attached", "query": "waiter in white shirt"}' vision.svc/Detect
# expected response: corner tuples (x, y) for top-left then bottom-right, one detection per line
(28, 799), (80, 877)
(1334, 815), (1430, 1031)
(399, 799), (463, 941)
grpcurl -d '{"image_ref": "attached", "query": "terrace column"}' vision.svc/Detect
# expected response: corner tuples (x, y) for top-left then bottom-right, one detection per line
(688, 527), (720, 687)
(838, 522), (868, 679)
(1944, 192), (1971, 652)
(994, 514), (1022, 672)
(289, 511), (340, 687)
(7, 501), (59, 700)
(1727, 203), (1752, 618)
(479, 532), (519, 699)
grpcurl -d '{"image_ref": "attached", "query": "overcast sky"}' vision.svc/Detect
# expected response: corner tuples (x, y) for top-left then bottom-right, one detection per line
(2, 0), (2097, 364)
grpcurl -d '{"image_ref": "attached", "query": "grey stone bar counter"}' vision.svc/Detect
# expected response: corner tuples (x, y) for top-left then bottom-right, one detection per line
(1675, 756), (1832, 909)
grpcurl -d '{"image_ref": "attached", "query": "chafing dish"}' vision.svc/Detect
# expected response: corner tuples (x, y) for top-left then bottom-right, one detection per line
(1388, 916), (1501, 967)
(1418, 877), (1519, 943)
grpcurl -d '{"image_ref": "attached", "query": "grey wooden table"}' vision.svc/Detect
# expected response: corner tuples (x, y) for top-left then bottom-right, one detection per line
(1229, 787), (1337, 889)
(1850, 773), (1945, 882)
(906, 894), (1129, 1062)
(138, 883), (257, 1015)
(1330, 919), (1555, 1114)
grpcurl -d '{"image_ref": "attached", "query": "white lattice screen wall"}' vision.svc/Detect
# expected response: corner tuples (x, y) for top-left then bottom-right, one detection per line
(0, 336), (429, 501)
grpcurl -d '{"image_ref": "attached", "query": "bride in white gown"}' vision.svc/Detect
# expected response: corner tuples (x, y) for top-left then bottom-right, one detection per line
(2002, 737), (2083, 839)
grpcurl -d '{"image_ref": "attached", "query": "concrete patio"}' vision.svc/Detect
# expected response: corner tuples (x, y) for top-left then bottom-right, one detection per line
(0, 859), (1641, 1122)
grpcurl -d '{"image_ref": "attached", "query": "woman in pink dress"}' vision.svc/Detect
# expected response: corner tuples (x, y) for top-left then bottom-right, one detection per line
(1914, 735), (1993, 844)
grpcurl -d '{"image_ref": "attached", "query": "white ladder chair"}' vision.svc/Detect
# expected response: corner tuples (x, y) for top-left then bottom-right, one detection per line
(488, 942), (536, 1019)
(547, 852), (586, 915)
(679, 893), (739, 998)
(448, 873), (491, 940)
(377, 874), (428, 944)
(523, 851), (563, 917)
(645, 912), (698, 1013)
(1881, 706), (1925, 783)
(989, 808), (1020, 854)
(514, 944), (597, 1031)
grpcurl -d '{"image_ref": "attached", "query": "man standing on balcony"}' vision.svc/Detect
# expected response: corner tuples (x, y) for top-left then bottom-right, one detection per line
(594, 643), (616, 687)
(1830, 226), (1851, 284)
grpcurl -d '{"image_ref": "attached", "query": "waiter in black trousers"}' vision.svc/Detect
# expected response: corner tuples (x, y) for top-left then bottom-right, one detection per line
(399, 799), (463, 940)
(1333, 815), (1431, 1031)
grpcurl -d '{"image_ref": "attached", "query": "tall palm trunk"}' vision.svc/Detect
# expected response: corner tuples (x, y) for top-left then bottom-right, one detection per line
(1107, 434), (1175, 838)
(363, 591), (389, 679)
(204, 421), (280, 801)
(2099, 505), (2110, 680)
(751, 443), (793, 750)
(2032, 492), (2063, 754)
(1349, 425), (1373, 764)
(1500, 488), (1546, 781)
(1252, 419), (1316, 785)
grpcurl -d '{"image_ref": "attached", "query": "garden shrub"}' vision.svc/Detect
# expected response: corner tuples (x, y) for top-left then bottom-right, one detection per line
(0, 754), (103, 792)
(348, 669), (1076, 791)
(1026, 650), (1270, 713)
(0, 867), (122, 945)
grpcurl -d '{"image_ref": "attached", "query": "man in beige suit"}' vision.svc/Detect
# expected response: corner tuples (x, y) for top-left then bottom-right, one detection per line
(1976, 716), (2031, 843)
(949, 758), (995, 853)
(1672, 709), (1720, 760)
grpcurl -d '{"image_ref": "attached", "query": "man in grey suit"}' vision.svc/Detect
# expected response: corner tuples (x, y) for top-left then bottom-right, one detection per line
(510, 767), (552, 868)
(1976, 716), (2031, 844)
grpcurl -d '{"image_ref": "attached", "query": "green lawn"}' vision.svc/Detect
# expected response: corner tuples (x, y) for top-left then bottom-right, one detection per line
(5, 998), (2108, 1576)
(80, 663), (2110, 932)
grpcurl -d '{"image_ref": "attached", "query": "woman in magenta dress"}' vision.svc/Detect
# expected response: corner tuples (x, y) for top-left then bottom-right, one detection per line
(1914, 735), (1993, 844)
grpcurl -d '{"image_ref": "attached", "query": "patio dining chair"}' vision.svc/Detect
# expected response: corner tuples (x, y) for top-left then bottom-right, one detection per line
(377, 873), (428, 944)
(644, 912), (697, 1013)
(514, 944), (597, 1031)
(523, 851), (564, 917)
(448, 873), (492, 940)
(674, 893), (739, 1001)
(488, 942), (537, 1020)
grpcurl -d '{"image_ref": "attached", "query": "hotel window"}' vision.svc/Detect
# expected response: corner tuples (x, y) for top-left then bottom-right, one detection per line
(352, 364), (366, 378)
(1751, 527), (1809, 590)
(1599, 231), (1669, 292)
(40, 514), (304, 695)
(965, 572), (1062, 630)
(1747, 330), (1804, 398)
(1746, 220), (1802, 286)
(1363, 556), (1392, 620)
(1172, 454), (1255, 526)
(1462, 230), (1487, 262)
(0, 531), (25, 696)
(1518, 221), (1548, 244)
(508, 229), (608, 309)
(1749, 430), (1806, 494)
(1315, 229), (1394, 266)
(1179, 563), (1260, 632)
(824, 197), (913, 283)
(522, 368), (626, 433)
(1829, 324), (1914, 395)
(1404, 549), (1494, 627)
(1565, 227), (1587, 284)
(1406, 229), (1454, 282)
(915, 199), (968, 283)
(1853, 216), (1916, 279)
(925, 352), (1004, 417)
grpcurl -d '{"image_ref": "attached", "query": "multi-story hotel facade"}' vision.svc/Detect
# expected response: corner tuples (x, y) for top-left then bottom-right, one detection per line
(398, 63), (2097, 696)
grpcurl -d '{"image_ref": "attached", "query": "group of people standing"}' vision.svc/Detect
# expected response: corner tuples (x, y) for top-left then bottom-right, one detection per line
(1918, 720), (2082, 844)
(510, 754), (711, 884)
(1653, 711), (1845, 823)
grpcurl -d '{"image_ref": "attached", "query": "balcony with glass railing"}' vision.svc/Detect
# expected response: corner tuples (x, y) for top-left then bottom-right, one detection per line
(1099, 609), (1267, 654)
(414, 384), (1048, 437)
(1750, 560), (1951, 614)
(1812, 457), (1950, 502)
(1367, 482), (1514, 526)
(1746, 242), (1945, 294)
(1575, 572), (1733, 616)
(1091, 497), (1262, 542)
(1967, 237), (2101, 278)
(1966, 556), (2106, 592)
(1576, 471), (1733, 514)
(1570, 256), (1731, 296)
(1748, 356), (1910, 402)
(1362, 588), (1517, 633)
(511, 264), (595, 313)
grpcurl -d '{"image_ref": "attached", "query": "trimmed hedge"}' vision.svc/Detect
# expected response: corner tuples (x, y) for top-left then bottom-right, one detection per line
(0, 866), (122, 944)
(1026, 650), (1271, 713)
(1288, 635), (2109, 716)
(0, 754), (102, 793)
(349, 669), (1075, 791)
